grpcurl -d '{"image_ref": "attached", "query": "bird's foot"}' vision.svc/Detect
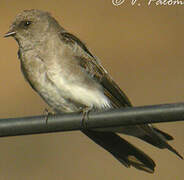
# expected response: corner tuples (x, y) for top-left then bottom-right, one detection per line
(81, 106), (93, 129)
(43, 108), (55, 124)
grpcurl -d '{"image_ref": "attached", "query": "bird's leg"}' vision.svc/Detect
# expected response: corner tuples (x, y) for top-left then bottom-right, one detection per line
(43, 108), (55, 124)
(81, 106), (93, 129)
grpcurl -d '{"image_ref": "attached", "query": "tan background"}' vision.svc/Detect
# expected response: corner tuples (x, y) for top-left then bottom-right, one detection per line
(0, 0), (183, 179)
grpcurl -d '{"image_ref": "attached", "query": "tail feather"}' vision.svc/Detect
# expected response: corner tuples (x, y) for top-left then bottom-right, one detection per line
(165, 142), (183, 159)
(139, 133), (183, 159)
(135, 126), (183, 159)
(82, 130), (156, 173)
(94, 124), (183, 160)
(152, 127), (173, 141)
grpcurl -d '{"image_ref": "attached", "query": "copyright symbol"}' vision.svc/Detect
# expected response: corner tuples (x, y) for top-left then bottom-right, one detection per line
(112, 0), (125, 6)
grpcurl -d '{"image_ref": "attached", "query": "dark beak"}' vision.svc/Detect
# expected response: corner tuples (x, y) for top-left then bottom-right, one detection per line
(4, 30), (16, 38)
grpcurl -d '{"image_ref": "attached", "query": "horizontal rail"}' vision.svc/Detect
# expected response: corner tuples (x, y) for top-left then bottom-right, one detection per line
(0, 102), (183, 137)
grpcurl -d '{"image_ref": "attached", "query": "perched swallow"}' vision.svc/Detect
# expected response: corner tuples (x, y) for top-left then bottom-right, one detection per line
(5, 9), (183, 173)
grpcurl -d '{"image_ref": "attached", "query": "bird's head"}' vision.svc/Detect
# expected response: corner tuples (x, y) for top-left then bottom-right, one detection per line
(4, 9), (63, 48)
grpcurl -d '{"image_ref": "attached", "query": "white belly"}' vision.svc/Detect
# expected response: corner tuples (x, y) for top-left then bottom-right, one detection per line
(22, 55), (111, 112)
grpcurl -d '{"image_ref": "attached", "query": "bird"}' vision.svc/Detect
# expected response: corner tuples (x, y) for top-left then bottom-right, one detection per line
(4, 9), (183, 173)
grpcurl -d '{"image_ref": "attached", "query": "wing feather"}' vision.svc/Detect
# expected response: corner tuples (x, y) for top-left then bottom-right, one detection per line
(60, 32), (132, 108)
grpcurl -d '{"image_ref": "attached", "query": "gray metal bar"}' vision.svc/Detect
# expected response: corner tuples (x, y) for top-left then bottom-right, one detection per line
(0, 103), (183, 137)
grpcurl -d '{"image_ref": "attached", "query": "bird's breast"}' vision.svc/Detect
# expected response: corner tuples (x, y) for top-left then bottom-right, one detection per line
(19, 49), (111, 112)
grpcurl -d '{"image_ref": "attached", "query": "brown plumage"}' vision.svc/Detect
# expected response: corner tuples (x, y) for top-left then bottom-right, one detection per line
(5, 9), (183, 173)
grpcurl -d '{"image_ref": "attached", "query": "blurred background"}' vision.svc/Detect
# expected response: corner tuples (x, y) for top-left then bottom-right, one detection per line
(0, 0), (183, 179)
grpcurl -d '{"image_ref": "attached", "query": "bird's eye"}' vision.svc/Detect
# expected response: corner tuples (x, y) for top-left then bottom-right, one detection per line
(24, 21), (32, 27)
(21, 21), (32, 28)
